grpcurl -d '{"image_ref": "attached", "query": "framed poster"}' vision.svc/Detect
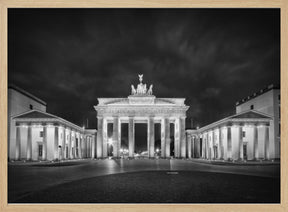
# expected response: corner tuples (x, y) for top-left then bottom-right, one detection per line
(0, 0), (287, 211)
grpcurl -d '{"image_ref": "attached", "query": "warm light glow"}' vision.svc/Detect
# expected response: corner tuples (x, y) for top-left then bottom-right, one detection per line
(156, 148), (159, 153)
(108, 138), (113, 145)
(120, 148), (123, 152)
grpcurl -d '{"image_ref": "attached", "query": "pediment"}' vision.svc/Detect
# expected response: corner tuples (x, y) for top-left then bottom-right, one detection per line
(231, 110), (272, 119)
(13, 110), (57, 119)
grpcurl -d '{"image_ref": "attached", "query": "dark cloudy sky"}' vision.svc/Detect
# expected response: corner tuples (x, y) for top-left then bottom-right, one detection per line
(8, 8), (280, 132)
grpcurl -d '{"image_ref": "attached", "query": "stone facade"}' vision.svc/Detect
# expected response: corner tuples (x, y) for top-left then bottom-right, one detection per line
(186, 110), (273, 161)
(8, 84), (47, 160)
(236, 84), (280, 159)
(11, 110), (96, 161)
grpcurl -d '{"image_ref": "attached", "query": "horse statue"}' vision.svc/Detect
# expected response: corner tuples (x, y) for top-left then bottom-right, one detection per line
(148, 84), (153, 95)
(131, 85), (136, 95)
(144, 84), (147, 93)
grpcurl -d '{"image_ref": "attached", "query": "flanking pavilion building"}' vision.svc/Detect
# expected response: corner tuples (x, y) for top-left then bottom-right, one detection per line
(11, 110), (96, 161)
(186, 110), (272, 161)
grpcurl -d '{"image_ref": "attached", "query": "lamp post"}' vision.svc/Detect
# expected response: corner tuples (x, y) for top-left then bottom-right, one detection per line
(156, 148), (160, 158)
(108, 138), (113, 157)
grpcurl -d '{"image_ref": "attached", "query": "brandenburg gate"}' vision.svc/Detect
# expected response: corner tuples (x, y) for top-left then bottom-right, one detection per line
(94, 75), (189, 158)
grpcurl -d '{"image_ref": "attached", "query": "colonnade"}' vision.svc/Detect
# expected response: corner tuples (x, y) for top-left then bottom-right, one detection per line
(197, 123), (270, 161)
(96, 116), (187, 158)
(15, 123), (96, 161)
(186, 134), (201, 158)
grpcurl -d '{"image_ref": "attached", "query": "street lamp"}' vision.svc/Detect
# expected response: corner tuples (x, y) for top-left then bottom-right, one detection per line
(156, 148), (160, 157)
(108, 138), (113, 157)
(108, 138), (113, 146)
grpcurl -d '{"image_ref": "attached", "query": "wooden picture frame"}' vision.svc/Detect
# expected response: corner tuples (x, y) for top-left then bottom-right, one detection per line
(0, 0), (287, 211)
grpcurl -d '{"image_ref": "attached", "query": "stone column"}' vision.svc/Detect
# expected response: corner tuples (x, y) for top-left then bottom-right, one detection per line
(196, 135), (201, 158)
(238, 125), (243, 160)
(128, 117), (135, 157)
(97, 117), (103, 158)
(148, 117), (155, 158)
(191, 135), (197, 158)
(82, 135), (85, 158)
(201, 134), (205, 158)
(90, 136), (93, 158)
(165, 118), (170, 158)
(81, 134), (84, 159)
(54, 125), (59, 160)
(227, 126), (232, 160)
(86, 135), (91, 158)
(87, 136), (90, 157)
(69, 130), (73, 159)
(87, 136), (89, 158)
(76, 133), (79, 158)
(194, 136), (197, 158)
(91, 134), (95, 159)
(42, 124), (47, 160)
(85, 136), (88, 158)
(103, 118), (108, 158)
(206, 133), (209, 159)
(15, 125), (21, 160)
(211, 130), (215, 159)
(67, 129), (70, 159)
(253, 124), (259, 160)
(174, 118), (180, 158)
(118, 121), (121, 157)
(264, 124), (270, 160)
(187, 134), (192, 158)
(62, 128), (66, 159)
(219, 127), (223, 159)
(82, 135), (86, 158)
(86, 136), (89, 157)
(78, 133), (83, 158)
(27, 124), (32, 160)
(74, 133), (77, 158)
(113, 117), (120, 157)
(89, 136), (91, 158)
(161, 118), (166, 157)
(180, 117), (186, 158)
(75, 133), (78, 158)
(192, 136), (195, 158)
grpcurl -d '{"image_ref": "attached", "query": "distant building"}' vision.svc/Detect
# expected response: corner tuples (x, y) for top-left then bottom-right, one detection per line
(8, 84), (47, 160)
(235, 84), (280, 159)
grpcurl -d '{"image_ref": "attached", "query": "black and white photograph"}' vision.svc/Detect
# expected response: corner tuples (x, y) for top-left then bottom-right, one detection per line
(7, 8), (280, 204)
